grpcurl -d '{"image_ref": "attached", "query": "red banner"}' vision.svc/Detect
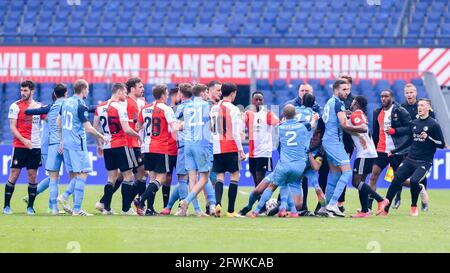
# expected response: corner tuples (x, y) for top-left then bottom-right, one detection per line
(0, 47), (448, 85)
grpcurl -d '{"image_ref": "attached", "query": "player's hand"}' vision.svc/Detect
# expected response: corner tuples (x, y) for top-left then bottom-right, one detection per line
(96, 146), (104, 158)
(97, 133), (108, 145)
(239, 151), (247, 161)
(23, 139), (32, 149)
(28, 101), (40, 109)
(359, 135), (367, 149)
(58, 143), (63, 155)
(419, 132), (428, 139)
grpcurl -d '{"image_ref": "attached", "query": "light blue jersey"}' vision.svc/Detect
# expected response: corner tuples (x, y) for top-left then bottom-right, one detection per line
(278, 119), (311, 163)
(295, 105), (314, 123)
(322, 95), (346, 144)
(175, 99), (191, 148)
(184, 97), (211, 147)
(48, 98), (65, 145)
(61, 96), (89, 151)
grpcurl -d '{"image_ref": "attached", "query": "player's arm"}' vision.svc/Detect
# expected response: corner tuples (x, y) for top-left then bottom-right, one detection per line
(338, 111), (367, 133)
(118, 106), (140, 139)
(308, 153), (323, 171)
(10, 118), (32, 149)
(56, 115), (64, 154)
(390, 123), (413, 155)
(24, 104), (52, 115)
(424, 123), (446, 149)
(232, 110), (246, 160)
(78, 104), (107, 144)
(387, 107), (412, 136)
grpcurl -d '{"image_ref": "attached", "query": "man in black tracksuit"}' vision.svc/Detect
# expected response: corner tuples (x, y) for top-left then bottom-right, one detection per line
(393, 83), (435, 210)
(378, 99), (445, 216)
(368, 90), (412, 210)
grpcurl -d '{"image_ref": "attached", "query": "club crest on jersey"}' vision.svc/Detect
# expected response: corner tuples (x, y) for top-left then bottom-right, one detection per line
(423, 126), (428, 132)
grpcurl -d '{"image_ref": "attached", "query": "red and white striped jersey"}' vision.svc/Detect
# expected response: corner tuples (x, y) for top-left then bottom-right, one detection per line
(245, 108), (279, 158)
(210, 99), (244, 154)
(376, 105), (396, 153)
(8, 100), (44, 148)
(138, 100), (176, 154)
(125, 96), (146, 148)
(95, 99), (129, 149)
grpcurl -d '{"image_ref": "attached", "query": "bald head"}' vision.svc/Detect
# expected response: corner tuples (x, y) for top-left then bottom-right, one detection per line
(298, 83), (313, 99)
(283, 104), (296, 120)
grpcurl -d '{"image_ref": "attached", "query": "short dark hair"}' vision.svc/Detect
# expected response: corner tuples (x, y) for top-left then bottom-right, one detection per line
(169, 87), (179, 96)
(340, 75), (353, 84)
(208, 80), (222, 88)
(221, 82), (237, 97)
(112, 83), (126, 94)
(53, 83), (67, 98)
(354, 95), (368, 109)
(302, 93), (315, 108)
(283, 104), (296, 119)
(20, 80), (35, 91)
(380, 89), (394, 97)
(193, 83), (207, 97)
(125, 77), (142, 93)
(251, 91), (264, 98)
(178, 83), (192, 97)
(74, 79), (88, 94)
(333, 79), (348, 91)
(152, 84), (168, 100)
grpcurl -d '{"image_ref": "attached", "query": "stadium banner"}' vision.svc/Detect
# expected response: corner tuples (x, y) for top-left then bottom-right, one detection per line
(0, 47), (448, 86)
(1, 145), (449, 189)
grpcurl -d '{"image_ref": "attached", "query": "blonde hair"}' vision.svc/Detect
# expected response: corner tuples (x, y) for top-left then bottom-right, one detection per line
(404, 83), (417, 92)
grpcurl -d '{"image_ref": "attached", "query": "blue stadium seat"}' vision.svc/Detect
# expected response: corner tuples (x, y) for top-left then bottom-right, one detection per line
(410, 78), (424, 87)
(272, 79), (287, 91)
(374, 79), (391, 94)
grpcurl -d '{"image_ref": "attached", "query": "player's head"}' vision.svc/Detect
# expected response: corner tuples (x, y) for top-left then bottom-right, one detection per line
(302, 93), (315, 108)
(283, 104), (296, 120)
(251, 91), (264, 107)
(111, 82), (127, 101)
(193, 83), (207, 99)
(170, 85), (181, 105)
(418, 98), (431, 118)
(310, 128), (323, 150)
(351, 95), (368, 112)
(152, 84), (168, 102)
(126, 77), (144, 98)
(207, 80), (222, 102)
(333, 80), (349, 100)
(404, 83), (417, 105)
(179, 83), (193, 100)
(221, 82), (238, 102)
(53, 83), (68, 99)
(73, 79), (89, 99)
(380, 90), (393, 109)
(298, 83), (313, 99)
(339, 75), (353, 94)
(20, 80), (35, 101)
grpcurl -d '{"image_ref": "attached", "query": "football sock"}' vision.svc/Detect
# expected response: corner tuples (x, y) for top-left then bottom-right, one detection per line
(204, 179), (216, 205)
(325, 171), (340, 203)
(121, 180), (134, 212)
(287, 188), (297, 213)
(255, 188), (273, 214)
(4, 181), (15, 208)
(27, 183), (38, 209)
(192, 198), (201, 213)
(384, 177), (403, 212)
(186, 191), (196, 204)
(114, 177), (123, 192)
(301, 178), (308, 211)
(357, 182), (369, 213)
(178, 180), (188, 200)
(36, 177), (50, 195)
(227, 180), (238, 213)
(49, 178), (59, 211)
(144, 181), (160, 211)
(162, 185), (171, 208)
(215, 180), (224, 206)
(63, 177), (77, 199)
(245, 191), (259, 210)
(166, 185), (180, 210)
(338, 186), (346, 203)
(330, 170), (351, 206)
(73, 177), (86, 212)
(410, 181), (421, 207)
(279, 185), (289, 211)
(102, 182), (114, 211)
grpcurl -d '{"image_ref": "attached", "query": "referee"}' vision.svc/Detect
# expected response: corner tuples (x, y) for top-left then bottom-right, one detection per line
(378, 99), (445, 217)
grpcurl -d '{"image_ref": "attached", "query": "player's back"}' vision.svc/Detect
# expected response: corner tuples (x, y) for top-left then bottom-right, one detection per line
(350, 110), (377, 158)
(96, 99), (129, 149)
(278, 119), (310, 163)
(210, 100), (243, 154)
(61, 95), (88, 151)
(125, 96), (145, 148)
(322, 96), (345, 144)
(47, 98), (65, 145)
(184, 97), (211, 146)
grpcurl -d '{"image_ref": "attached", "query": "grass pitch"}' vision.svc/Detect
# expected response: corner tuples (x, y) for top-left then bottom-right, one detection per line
(1, 185), (449, 253)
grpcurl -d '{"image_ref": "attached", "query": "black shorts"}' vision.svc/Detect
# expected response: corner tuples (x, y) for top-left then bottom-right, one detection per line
(374, 152), (405, 171)
(353, 157), (375, 175)
(131, 147), (144, 173)
(249, 157), (273, 174)
(144, 153), (171, 173)
(168, 155), (177, 174)
(212, 152), (241, 173)
(10, 148), (42, 170)
(103, 147), (135, 172)
(393, 158), (431, 185)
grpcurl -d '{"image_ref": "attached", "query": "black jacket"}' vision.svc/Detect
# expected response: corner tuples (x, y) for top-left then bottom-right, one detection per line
(401, 101), (435, 120)
(372, 102), (412, 155)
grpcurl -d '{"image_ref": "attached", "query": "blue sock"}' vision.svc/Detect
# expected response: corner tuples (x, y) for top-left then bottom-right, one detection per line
(166, 184), (180, 209)
(287, 188), (297, 213)
(245, 191), (259, 210)
(330, 170), (352, 206)
(204, 179), (216, 205)
(73, 177), (86, 212)
(279, 186), (289, 210)
(178, 180), (188, 200)
(325, 171), (341, 204)
(49, 178), (59, 211)
(306, 171), (320, 190)
(63, 177), (77, 200)
(36, 177), (50, 195)
(192, 198), (201, 213)
(186, 191), (197, 204)
(255, 188), (273, 214)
